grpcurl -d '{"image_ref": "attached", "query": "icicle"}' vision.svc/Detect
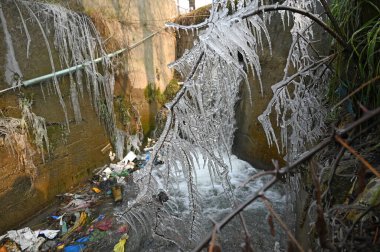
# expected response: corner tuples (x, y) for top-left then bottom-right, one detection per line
(0, 3), (23, 86)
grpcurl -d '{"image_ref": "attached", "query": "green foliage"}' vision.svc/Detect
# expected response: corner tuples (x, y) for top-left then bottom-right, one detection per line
(98, 99), (114, 135)
(114, 96), (131, 127)
(162, 79), (180, 104)
(144, 82), (162, 104)
(143, 79), (181, 105)
(330, 0), (380, 108)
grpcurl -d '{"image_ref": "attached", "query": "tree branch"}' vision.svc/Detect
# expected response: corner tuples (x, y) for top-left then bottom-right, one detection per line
(145, 51), (205, 185)
(335, 135), (380, 178)
(241, 5), (348, 49)
(332, 75), (380, 111)
(192, 105), (380, 252)
(261, 196), (304, 252)
(319, 0), (345, 41)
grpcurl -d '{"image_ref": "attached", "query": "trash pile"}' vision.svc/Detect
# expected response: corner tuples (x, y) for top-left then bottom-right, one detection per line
(0, 191), (129, 252)
(0, 139), (160, 252)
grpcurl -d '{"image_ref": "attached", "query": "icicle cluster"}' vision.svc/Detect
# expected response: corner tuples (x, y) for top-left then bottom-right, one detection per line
(19, 98), (49, 162)
(0, 117), (35, 179)
(0, 97), (50, 184)
(258, 0), (331, 160)
(120, 0), (334, 247)
(0, 2), (23, 87)
(1, 0), (135, 158)
(121, 0), (274, 246)
(12, 0), (115, 132)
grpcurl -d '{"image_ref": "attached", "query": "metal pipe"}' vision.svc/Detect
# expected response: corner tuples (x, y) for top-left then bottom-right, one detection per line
(0, 29), (163, 94)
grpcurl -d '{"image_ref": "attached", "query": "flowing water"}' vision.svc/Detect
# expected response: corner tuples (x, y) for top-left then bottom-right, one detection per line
(116, 154), (288, 251)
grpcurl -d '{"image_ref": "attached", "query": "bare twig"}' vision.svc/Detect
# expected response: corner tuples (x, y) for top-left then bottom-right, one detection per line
(343, 203), (380, 246)
(193, 106), (380, 251)
(322, 146), (346, 202)
(373, 226), (379, 245)
(332, 76), (380, 111)
(237, 212), (252, 247)
(261, 196), (304, 252)
(310, 159), (337, 251)
(240, 170), (276, 188)
(319, 0), (346, 41)
(335, 135), (380, 178)
(208, 219), (221, 252)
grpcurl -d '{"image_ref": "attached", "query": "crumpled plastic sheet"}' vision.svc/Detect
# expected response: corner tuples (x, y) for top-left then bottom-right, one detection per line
(39, 230), (60, 239)
(0, 227), (58, 251)
(0, 227), (38, 250)
(113, 235), (128, 252)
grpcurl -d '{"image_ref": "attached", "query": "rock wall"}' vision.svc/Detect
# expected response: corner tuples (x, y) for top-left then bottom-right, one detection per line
(0, 0), (177, 233)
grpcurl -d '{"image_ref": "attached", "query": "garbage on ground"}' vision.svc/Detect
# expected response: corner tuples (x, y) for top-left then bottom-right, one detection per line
(0, 140), (160, 251)
(113, 234), (129, 252)
(92, 187), (101, 194)
(94, 217), (113, 231)
(0, 227), (60, 251)
(38, 230), (60, 239)
(0, 227), (39, 251)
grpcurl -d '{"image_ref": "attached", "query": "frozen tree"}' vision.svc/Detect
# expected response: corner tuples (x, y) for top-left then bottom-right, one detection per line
(118, 0), (347, 248)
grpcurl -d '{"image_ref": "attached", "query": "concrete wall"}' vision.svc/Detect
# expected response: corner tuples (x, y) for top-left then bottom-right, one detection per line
(82, 0), (177, 90)
(83, 0), (178, 138)
(0, 0), (177, 233)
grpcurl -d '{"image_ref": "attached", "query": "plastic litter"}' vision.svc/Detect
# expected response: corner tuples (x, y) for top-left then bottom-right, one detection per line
(92, 187), (101, 193)
(0, 227), (39, 251)
(62, 212), (87, 239)
(109, 151), (116, 161)
(0, 139), (162, 251)
(94, 217), (113, 231)
(61, 221), (68, 234)
(38, 230), (60, 239)
(121, 151), (137, 164)
(111, 185), (123, 203)
(63, 244), (86, 252)
(103, 167), (113, 179)
(75, 236), (89, 243)
(113, 235), (128, 252)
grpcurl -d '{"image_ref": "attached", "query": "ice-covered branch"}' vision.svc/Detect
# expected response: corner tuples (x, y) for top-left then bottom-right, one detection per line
(240, 4), (348, 48)
(193, 105), (380, 251)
